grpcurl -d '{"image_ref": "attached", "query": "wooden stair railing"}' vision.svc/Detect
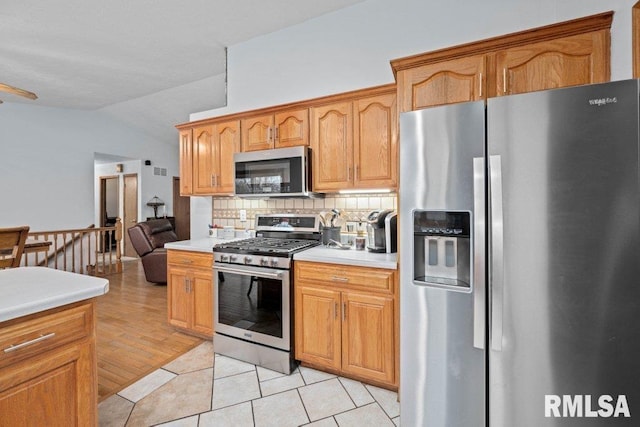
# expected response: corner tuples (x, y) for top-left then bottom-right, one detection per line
(23, 218), (123, 276)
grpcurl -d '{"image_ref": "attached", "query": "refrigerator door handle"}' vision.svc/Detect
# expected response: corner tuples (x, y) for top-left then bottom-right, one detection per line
(489, 154), (504, 351)
(473, 157), (486, 350)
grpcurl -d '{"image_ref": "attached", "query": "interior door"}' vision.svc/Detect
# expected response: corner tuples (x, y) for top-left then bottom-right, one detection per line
(123, 174), (138, 257)
(99, 175), (119, 250)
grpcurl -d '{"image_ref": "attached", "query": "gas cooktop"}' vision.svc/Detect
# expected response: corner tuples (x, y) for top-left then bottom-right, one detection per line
(213, 237), (319, 256)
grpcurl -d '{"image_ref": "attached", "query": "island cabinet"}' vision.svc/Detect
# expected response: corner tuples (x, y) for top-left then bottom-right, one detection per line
(0, 301), (97, 426)
(192, 120), (240, 195)
(310, 86), (397, 192)
(294, 261), (398, 389)
(392, 11), (612, 111)
(167, 250), (213, 338)
(241, 108), (309, 152)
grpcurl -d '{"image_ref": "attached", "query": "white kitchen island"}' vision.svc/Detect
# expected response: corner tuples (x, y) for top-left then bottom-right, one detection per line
(0, 266), (109, 322)
(0, 267), (109, 426)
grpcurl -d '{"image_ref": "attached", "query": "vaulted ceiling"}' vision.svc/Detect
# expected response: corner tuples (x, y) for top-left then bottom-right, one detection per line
(1, 0), (365, 142)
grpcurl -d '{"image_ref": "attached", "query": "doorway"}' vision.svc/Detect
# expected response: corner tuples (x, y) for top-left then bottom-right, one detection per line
(99, 176), (119, 251)
(123, 174), (139, 257)
(173, 177), (191, 241)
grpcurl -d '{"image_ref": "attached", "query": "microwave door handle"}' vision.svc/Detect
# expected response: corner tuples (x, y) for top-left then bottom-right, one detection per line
(214, 264), (284, 280)
(472, 157), (486, 350)
(489, 155), (504, 352)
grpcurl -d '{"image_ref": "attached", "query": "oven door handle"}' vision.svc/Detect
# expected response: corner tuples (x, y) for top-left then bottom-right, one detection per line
(214, 264), (284, 280)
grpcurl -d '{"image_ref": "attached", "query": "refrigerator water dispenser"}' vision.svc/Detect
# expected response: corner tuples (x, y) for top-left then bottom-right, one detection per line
(413, 210), (471, 289)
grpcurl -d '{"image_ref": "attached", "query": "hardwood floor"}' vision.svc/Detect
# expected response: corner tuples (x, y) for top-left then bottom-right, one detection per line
(96, 259), (203, 401)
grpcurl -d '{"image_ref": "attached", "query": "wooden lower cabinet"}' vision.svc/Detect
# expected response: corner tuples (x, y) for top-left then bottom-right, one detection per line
(341, 291), (394, 384)
(167, 250), (214, 338)
(294, 261), (397, 389)
(0, 301), (97, 426)
(295, 285), (342, 371)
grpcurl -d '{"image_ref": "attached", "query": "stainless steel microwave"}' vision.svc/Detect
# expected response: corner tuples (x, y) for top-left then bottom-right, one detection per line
(234, 146), (320, 198)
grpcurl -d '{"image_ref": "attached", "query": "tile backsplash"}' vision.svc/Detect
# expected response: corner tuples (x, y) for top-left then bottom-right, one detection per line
(212, 193), (397, 230)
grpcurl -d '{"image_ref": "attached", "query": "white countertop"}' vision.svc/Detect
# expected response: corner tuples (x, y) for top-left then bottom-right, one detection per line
(167, 238), (398, 269)
(0, 267), (109, 323)
(293, 245), (397, 270)
(165, 237), (226, 253)
(165, 235), (251, 253)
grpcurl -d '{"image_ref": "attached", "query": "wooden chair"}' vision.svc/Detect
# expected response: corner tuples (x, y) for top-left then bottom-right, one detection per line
(0, 226), (30, 269)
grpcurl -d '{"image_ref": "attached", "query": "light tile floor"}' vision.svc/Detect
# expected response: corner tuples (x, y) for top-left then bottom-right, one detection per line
(99, 341), (400, 427)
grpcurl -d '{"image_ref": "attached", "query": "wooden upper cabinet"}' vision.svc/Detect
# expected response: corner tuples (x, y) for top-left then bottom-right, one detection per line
(193, 125), (216, 194)
(216, 120), (240, 194)
(241, 115), (273, 152)
(311, 102), (353, 191)
(241, 108), (309, 151)
(397, 55), (486, 112)
(311, 88), (398, 192)
(354, 93), (397, 188)
(274, 108), (309, 148)
(179, 129), (193, 196)
(391, 12), (612, 110)
(192, 120), (239, 195)
(495, 30), (610, 97)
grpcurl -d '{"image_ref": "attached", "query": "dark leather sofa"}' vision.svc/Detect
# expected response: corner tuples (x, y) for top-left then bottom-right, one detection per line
(127, 218), (177, 284)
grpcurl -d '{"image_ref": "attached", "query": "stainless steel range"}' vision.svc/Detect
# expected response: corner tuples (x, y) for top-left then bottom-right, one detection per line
(212, 213), (321, 374)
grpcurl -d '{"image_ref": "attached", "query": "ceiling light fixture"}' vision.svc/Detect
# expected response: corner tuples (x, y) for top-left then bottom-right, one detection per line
(0, 83), (38, 104)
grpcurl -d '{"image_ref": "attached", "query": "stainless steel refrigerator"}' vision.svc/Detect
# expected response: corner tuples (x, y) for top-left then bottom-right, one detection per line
(399, 79), (640, 427)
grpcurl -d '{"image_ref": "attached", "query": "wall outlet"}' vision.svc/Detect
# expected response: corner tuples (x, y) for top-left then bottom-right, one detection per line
(239, 209), (247, 222)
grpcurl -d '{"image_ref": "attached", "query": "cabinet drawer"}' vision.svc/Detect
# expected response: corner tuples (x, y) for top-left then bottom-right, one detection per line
(295, 262), (395, 293)
(0, 302), (93, 369)
(167, 250), (213, 268)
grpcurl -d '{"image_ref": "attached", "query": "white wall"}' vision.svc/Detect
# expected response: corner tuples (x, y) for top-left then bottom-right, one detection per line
(0, 102), (178, 231)
(192, 0), (635, 120)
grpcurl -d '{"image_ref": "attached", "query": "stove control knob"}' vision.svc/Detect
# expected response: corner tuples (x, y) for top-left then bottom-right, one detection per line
(229, 255), (238, 262)
(244, 256), (253, 264)
(220, 254), (229, 262)
(260, 257), (270, 266)
(270, 258), (279, 267)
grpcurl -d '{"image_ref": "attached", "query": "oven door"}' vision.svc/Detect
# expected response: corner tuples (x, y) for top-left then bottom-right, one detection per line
(213, 263), (291, 351)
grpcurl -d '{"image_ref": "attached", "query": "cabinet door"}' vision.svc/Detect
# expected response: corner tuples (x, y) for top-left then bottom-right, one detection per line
(0, 341), (96, 426)
(167, 266), (190, 330)
(178, 129), (193, 196)
(294, 285), (341, 371)
(274, 108), (309, 148)
(310, 102), (353, 191)
(495, 30), (610, 96)
(353, 93), (397, 189)
(192, 125), (216, 194)
(190, 268), (213, 337)
(241, 115), (274, 152)
(216, 120), (240, 194)
(397, 54), (486, 112)
(341, 291), (395, 384)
